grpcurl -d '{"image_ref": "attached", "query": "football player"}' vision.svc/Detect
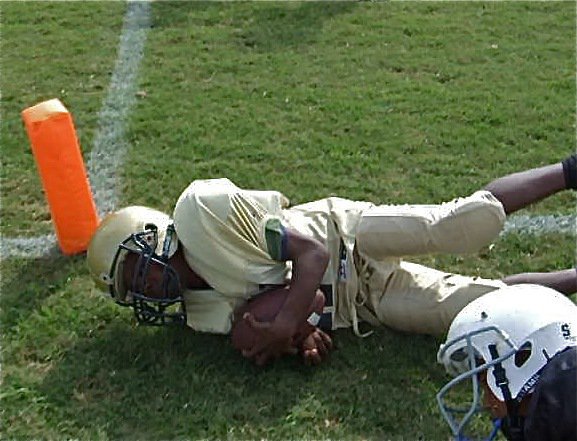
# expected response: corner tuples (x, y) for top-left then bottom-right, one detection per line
(437, 284), (577, 441)
(87, 154), (577, 366)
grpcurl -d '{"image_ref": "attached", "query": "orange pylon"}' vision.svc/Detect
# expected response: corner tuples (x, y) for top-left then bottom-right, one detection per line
(22, 98), (99, 255)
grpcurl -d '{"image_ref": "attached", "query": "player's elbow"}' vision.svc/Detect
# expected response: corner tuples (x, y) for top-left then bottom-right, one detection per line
(285, 228), (329, 271)
(310, 240), (330, 273)
(298, 236), (330, 275)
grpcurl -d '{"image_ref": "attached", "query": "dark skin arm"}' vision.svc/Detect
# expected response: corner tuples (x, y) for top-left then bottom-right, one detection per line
(502, 269), (577, 295)
(483, 162), (566, 215)
(280, 290), (333, 366)
(242, 227), (330, 366)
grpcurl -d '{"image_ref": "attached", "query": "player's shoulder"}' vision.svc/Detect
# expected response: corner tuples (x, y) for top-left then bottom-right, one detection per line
(182, 178), (240, 198)
(538, 346), (577, 386)
(174, 178), (240, 217)
(525, 346), (577, 440)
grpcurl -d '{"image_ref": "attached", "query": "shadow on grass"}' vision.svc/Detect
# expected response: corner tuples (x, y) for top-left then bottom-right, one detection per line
(0, 253), (86, 330)
(37, 321), (448, 439)
(0, 252), (447, 438)
(235, 2), (359, 52)
(151, 1), (358, 53)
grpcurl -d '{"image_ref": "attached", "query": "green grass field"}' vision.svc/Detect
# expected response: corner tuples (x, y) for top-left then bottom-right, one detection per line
(1, 2), (575, 440)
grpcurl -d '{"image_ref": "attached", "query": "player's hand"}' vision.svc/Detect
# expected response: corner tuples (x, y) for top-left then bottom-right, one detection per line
(241, 313), (299, 366)
(300, 327), (333, 366)
(240, 288), (326, 366)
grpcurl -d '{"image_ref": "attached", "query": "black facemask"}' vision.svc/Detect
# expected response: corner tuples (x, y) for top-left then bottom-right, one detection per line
(110, 224), (186, 326)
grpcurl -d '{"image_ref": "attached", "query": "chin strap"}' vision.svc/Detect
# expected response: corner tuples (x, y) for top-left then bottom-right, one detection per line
(488, 344), (525, 441)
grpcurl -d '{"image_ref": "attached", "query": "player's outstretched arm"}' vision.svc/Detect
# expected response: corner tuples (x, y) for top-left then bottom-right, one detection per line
(502, 268), (577, 295)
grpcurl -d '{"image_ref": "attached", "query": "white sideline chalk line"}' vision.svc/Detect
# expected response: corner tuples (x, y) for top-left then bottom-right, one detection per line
(87, 0), (151, 219)
(0, 1), (151, 260)
(502, 214), (576, 236)
(0, 1), (575, 260)
(1, 214), (574, 259)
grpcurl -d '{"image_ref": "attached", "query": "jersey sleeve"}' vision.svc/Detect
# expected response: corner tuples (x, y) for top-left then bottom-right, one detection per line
(183, 289), (243, 334)
(264, 217), (288, 261)
(173, 178), (291, 294)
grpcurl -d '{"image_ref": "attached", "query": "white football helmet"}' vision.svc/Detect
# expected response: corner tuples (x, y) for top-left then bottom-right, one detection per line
(436, 284), (577, 440)
(87, 206), (184, 325)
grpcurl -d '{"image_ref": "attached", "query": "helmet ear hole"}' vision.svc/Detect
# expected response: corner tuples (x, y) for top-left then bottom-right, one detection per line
(514, 342), (532, 368)
(450, 348), (468, 362)
(144, 223), (157, 231)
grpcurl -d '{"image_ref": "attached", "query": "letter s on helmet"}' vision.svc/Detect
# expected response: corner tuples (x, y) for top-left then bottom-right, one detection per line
(87, 206), (182, 325)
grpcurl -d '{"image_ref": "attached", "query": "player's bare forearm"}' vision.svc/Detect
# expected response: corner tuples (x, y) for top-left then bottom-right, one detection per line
(275, 228), (329, 332)
(240, 229), (329, 365)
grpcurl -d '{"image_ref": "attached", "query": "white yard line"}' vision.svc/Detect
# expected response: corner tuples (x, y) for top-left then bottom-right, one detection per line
(1, 212), (573, 259)
(0, 1), (151, 260)
(501, 214), (576, 236)
(87, 0), (151, 219)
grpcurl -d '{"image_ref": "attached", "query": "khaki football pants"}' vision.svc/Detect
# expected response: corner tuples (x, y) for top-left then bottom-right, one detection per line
(354, 190), (508, 336)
